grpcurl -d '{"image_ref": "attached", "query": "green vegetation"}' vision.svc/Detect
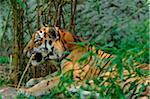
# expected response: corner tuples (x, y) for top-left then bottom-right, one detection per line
(0, 94), (2, 99)
(0, 56), (9, 64)
(0, 77), (10, 87)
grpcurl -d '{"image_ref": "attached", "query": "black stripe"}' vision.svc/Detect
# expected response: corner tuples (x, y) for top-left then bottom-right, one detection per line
(130, 84), (138, 98)
(101, 54), (113, 69)
(60, 39), (67, 51)
(84, 67), (92, 79)
(96, 49), (99, 54)
(44, 33), (46, 38)
(96, 54), (112, 76)
(100, 51), (104, 56)
(103, 53), (111, 59)
(45, 40), (48, 50)
(96, 68), (101, 77)
(76, 76), (82, 80)
(47, 81), (50, 86)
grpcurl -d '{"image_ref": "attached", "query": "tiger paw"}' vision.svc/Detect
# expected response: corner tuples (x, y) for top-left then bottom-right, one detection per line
(26, 78), (42, 88)
(18, 87), (48, 97)
(18, 88), (33, 97)
(25, 77), (44, 88)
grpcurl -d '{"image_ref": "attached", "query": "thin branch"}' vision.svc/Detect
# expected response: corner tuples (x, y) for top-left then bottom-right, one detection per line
(47, 0), (52, 24)
(0, 11), (10, 44)
(61, 8), (65, 28)
(70, 0), (73, 32)
(53, 0), (58, 26)
(36, 0), (40, 30)
(57, 0), (64, 27)
(73, 0), (77, 32)
(41, 0), (45, 23)
(17, 54), (34, 89)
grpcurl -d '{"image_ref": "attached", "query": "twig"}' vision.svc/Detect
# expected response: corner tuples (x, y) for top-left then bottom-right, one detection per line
(0, 11), (10, 44)
(53, 0), (58, 26)
(57, 0), (64, 27)
(9, 54), (13, 75)
(70, 0), (73, 32)
(36, 0), (40, 30)
(73, 0), (77, 32)
(17, 54), (34, 89)
(41, 0), (45, 23)
(47, 0), (52, 24)
(61, 8), (65, 28)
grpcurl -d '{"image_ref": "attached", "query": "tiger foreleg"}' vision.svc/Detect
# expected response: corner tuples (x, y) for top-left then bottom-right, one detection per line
(25, 77), (45, 88)
(20, 76), (61, 96)
(25, 71), (58, 88)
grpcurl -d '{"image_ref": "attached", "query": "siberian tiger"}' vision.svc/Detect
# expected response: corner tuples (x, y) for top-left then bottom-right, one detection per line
(21, 25), (150, 98)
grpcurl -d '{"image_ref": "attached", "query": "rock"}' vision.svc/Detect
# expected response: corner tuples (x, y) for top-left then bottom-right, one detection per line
(0, 87), (17, 99)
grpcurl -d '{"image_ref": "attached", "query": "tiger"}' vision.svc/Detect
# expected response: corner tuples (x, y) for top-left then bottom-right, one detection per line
(21, 25), (150, 98)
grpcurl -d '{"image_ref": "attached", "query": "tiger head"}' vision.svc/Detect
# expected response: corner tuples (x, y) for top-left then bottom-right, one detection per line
(24, 25), (81, 66)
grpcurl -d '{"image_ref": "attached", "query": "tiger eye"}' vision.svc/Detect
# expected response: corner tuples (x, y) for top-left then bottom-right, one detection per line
(51, 30), (57, 39)
(28, 46), (30, 49)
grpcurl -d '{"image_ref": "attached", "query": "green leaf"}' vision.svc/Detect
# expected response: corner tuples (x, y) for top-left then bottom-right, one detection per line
(0, 94), (2, 99)
(21, 2), (26, 10)
(115, 86), (126, 99)
(72, 42), (87, 47)
(16, 0), (26, 10)
(0, 56), (9, 63)
(78, 51), (93, 64)
(136, 68), (150, 76)
(129, 81), (137, 92)
(114, 58), (124, 80)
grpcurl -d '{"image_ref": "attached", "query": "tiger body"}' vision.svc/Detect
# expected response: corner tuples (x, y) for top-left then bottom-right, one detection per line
(22, 25), (150, 98)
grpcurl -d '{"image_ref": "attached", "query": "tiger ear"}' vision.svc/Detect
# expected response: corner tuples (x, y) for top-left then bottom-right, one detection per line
(54, 25), (59, 32)
(42, 22), (49, 27)
(50, 27), (60, 40)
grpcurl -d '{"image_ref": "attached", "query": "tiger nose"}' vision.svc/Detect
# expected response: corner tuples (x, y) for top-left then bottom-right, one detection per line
(34, 52), (42, 62)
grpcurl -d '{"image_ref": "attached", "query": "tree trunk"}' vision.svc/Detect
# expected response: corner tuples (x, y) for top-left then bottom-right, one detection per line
(10, 0), (24, 86)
